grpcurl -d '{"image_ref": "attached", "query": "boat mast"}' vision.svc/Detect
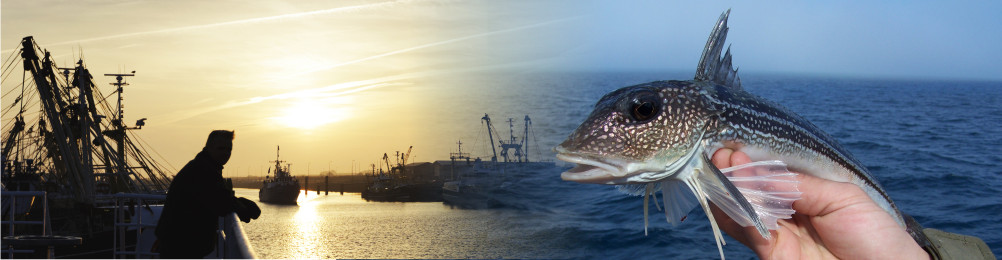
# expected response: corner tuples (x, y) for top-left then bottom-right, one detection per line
(382, 153), (391, 175)
(103, 72), (142, 190)
(18, 37), (171, 196)
(19, 37), (91, 199)
(272, 146), (285, 178)
(449, 140), (470, 162)
(523, 115), (532, 162)
(496, 117), (524, 163)
(481, 114), (498, 163)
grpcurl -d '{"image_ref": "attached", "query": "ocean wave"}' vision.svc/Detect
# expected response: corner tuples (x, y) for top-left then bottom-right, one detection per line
(844, 140), (896, 152)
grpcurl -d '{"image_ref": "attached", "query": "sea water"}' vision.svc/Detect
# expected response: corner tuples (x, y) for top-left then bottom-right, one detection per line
(238, 71), (1002, 259)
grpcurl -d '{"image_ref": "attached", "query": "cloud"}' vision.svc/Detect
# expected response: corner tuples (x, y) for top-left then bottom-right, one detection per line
(157, 73), (417, 124)
(2, 0), (422, 54)
(293, 15), (582, 76)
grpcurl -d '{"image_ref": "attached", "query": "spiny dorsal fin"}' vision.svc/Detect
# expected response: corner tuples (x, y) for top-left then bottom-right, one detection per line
(695, 9), (742, 90)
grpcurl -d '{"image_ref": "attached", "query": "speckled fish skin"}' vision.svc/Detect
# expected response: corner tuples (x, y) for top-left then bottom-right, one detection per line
(556, 81), (713, 173)
(554, 10), (923, 240)
(554, 72), (919, 237)
(555, 79), (886, 195)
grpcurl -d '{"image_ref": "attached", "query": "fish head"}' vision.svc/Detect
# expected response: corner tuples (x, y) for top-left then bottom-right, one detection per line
(555, 80), (716, 185)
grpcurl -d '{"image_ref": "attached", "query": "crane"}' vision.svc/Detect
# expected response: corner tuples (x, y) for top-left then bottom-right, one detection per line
(523, 115), (532, 162)
(482, 114), (498, 162)
(402, 146), (413, 165)
(382, 153), (391, 174)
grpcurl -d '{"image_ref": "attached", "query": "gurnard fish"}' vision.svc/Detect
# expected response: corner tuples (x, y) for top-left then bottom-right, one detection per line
(554, 10), (928, 259)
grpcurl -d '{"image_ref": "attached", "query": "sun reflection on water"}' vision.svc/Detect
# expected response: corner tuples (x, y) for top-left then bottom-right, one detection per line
(236, 188), (510, 259)
(290, 197), (328, 258)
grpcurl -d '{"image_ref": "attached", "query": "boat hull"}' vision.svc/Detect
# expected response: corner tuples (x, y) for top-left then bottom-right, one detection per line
(259, 182), (300, 204)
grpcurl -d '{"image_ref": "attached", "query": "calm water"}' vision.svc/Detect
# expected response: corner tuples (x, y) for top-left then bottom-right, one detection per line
(239, 72), (1002, 259)
(236, 189), (512, 259)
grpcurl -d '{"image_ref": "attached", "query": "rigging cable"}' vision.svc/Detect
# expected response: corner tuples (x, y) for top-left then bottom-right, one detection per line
(1, 81), (25, 100)
(0, 47), (19, 70)
(530, 123), (542, 161)
(1, 50), (23, 83)
(131, 128), (180, 177)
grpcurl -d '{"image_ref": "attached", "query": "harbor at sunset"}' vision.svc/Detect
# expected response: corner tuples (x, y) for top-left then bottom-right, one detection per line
(2, 1), (583, 179)
(3, 1), (1001, 259)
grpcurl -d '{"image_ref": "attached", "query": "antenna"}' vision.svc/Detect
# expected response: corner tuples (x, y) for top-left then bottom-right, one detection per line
(102, 71), (142, 176)
(104, 71), (136, 126)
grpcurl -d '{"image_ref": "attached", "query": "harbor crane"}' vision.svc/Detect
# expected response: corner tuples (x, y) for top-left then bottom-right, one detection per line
(481, 113), (534, 163)
(382, 153), (391, 174)
(402, 146), (413, 165)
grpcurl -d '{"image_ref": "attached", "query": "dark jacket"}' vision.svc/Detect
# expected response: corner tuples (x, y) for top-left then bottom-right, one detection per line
(155, 150), (235, 258)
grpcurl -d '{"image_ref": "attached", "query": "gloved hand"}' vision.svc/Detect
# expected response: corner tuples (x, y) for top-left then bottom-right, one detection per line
(233, 197), (261, 223)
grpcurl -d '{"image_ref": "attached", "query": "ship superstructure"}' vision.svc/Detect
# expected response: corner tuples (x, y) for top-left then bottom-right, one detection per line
(441, 113), (553, 208)
(259, 146), (300, 204)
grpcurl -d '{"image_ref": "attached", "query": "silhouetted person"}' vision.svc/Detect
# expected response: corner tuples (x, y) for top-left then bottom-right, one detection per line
(155, 130), (260, 258)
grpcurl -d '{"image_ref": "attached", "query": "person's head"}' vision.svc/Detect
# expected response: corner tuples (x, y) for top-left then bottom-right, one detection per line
(204, 130), (234, 165)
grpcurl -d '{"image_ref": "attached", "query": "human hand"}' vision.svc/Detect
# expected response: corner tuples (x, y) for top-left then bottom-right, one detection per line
(234, 197), (261, 223)
(710, 148), (928, 259)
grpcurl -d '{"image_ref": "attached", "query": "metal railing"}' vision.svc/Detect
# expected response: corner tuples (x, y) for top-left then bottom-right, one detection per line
(111, 193), (256, 259)
(111, 193), (165, 259)
(215, 213), (256, 259)
(2, 190), (49, 258)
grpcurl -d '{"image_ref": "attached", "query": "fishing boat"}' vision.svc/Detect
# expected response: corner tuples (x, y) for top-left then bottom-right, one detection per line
(361, 150), (413, 202)
(359, 145), (446, 202)
(259, 146), (300, 204)
(361, 171), (410, 201)
(441, 113), (554, 208)
(1, 36), (254, 258)
(441, 158), (503, 209)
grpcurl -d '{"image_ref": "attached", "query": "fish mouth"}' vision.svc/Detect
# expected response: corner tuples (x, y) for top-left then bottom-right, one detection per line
(555, 146), (647, 184)
(554, 141), (705, 185)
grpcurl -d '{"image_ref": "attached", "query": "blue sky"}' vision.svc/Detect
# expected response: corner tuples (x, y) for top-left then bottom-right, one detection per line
(554, 1), (1002, 81)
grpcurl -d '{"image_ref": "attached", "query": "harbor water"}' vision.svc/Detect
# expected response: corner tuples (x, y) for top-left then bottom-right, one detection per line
(237, 189), (518, 259)
(238, 71), (1002, 259)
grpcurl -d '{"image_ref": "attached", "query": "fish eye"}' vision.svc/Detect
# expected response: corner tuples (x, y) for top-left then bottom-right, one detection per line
(629, 93), (660, 122)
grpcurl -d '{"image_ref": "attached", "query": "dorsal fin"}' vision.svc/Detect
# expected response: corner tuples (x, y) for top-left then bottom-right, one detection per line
(695, 9), (742, 90)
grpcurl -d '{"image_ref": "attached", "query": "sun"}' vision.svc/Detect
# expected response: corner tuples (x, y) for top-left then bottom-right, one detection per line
(272, 98), (349, 130)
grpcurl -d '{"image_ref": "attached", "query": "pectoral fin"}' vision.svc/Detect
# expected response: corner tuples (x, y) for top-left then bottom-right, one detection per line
(677, 155), (800, 260)
(629, 181), (700, 236)
(698, 154), (801, 239)
(660, 180), (699, 227)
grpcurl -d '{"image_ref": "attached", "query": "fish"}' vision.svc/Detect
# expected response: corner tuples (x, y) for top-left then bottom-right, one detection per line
(554, 10), (929, 259)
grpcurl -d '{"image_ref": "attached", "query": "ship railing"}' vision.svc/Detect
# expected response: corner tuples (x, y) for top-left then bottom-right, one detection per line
(212, 212), (256, 259)
(110, 193), (256, 259)
(1, 190), (49, 258)
(111, 193), (164, 259)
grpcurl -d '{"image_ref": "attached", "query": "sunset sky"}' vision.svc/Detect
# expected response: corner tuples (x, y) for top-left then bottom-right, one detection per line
(3, 0), (1000, 177)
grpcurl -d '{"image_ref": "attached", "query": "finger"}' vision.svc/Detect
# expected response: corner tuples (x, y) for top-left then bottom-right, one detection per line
(790, 173), (873, 217)
(710, 201), (766, 247)
(726, 149), (758, 178)
(723, 150), (774, 245)
(712, 148), (734, 168)
(709, 149), (771, 248)
(728, 149), (753, 166)
(789, 172), (925, 259)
